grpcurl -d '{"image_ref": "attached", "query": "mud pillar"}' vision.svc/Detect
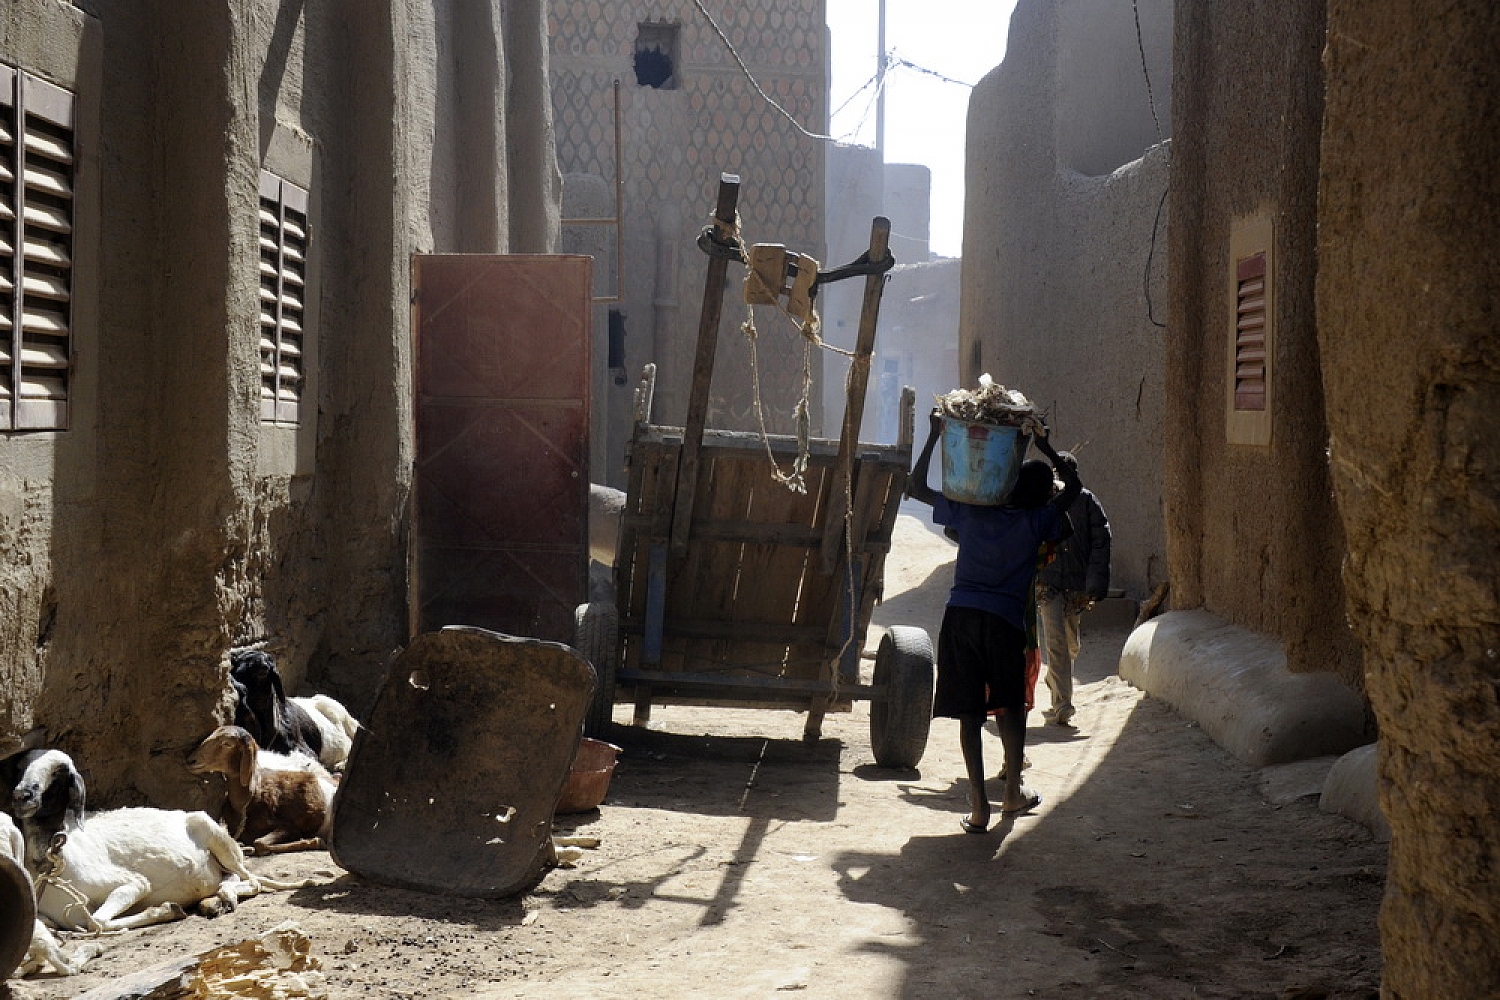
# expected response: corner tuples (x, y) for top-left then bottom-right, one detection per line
(1316, 3), (1500, 995)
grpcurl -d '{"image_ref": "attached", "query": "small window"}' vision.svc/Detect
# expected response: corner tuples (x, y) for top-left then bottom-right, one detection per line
(258, 171), (308, 426)
(634, 23), (679, 90)
(0, 66), (76, 432)
(1233, 252), (1267, 411)
(1226, 212), (1273, 446)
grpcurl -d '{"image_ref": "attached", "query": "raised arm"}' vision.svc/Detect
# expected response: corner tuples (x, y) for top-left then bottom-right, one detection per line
(1034, 428), (1081, 512)
(905, 408), (943, 507)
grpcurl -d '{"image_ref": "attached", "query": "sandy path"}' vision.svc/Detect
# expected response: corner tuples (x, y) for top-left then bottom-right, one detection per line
(8, 514), (1383, 999)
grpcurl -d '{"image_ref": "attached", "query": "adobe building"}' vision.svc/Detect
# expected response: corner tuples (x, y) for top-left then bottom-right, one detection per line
(959, 0), (1173, 601)
(1170, 1), (1497, 993)
(548, 0), (827, 483)
(1317, 4), (1498, 993)
(0, 1), (559, 806)
(967, 0), (1500, 989)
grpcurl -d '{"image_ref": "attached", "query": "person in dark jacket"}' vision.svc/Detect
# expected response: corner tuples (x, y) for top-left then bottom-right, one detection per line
(1035, 451), (1111, 727)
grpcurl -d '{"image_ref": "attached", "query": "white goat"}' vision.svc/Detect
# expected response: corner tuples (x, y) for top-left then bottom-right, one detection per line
(0, 809), (102, 977)
(11, 749), (307, 933)
(188, 726), (336, 854)
(288, 694), (360, 772)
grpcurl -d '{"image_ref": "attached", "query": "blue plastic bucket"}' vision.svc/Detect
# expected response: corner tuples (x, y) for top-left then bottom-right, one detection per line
(940, 417), (1030, 505)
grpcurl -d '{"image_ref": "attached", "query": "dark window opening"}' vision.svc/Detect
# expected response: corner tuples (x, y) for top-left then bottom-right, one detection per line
(634, 23), (679, 90)
(607, 309), (627, 385)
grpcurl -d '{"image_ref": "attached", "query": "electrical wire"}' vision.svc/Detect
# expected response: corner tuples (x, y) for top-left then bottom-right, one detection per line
(830, 70), (880, 120)
(836, 64), (893, 143)
(691, 0), (837, 141)
(887, 55), (975, 89)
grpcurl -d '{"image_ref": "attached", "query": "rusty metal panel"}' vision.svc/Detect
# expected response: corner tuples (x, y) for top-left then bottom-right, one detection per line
(412, 254), (592, 644)
(330, 626), (594, 899)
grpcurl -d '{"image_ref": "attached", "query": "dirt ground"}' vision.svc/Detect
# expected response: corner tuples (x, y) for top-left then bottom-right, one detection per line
(6, 513), (1386, 999)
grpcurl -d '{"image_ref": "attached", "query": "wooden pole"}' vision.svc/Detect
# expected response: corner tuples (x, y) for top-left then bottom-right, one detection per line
(819, 216), (892, 571)
(670, 173), (741, 554)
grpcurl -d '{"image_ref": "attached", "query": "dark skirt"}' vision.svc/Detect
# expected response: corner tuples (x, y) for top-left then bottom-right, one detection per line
(934, 605), (1027, 718)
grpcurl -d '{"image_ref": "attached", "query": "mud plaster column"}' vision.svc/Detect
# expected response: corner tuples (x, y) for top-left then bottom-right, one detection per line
(102, 1), (256, 806)
(1317, 3), (1500, 995)
(312, 1), (412, 694)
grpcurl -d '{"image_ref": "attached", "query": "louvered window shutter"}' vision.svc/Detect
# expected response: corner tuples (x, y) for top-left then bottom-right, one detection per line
(1234, 251), (1267, 412)
(258, 171), (307, 426)
(0, 66), (74, 431)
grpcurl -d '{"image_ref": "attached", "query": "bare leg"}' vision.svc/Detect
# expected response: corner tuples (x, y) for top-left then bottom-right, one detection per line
(958, 714), (989, 830)
(997, 708), (1039, 813)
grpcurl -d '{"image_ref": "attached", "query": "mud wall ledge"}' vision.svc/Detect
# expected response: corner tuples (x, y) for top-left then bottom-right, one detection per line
(1119, 610), (1367, 767)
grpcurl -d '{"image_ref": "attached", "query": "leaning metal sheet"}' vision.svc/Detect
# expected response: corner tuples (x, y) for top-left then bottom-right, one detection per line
(330, 627), (595, 898)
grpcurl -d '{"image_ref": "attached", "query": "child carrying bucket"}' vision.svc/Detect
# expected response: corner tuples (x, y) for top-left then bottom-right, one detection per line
(906, 379), (1081, 833)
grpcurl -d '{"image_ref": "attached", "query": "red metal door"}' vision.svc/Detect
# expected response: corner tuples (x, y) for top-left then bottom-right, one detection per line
(411, 255), (592, 643)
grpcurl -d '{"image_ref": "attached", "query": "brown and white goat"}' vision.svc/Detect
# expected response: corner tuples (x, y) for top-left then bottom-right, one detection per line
(188, 726), (336, 855)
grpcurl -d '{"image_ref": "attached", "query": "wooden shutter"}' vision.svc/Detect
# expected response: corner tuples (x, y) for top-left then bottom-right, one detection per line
(258, 171), (308, 425)
(0, 70), (75, 431)
(0, 66), (15, 429)
(0, 68), (75, 431)
(1234, 251), (1267, 412)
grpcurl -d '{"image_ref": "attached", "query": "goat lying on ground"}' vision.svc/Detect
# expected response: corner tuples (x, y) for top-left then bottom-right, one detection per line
(0, 808), (102, 977)
(230, 649), (359, 771)
(188, 726), (336, 854)
(11, 749), (307, 932)
(289, 693), (360, 772)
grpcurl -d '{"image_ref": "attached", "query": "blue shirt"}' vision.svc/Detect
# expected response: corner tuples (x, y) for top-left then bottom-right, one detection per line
(932, 495), (1068, 629)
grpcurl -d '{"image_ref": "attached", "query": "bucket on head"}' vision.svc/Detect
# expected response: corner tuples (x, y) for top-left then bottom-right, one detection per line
(940, 417), (1030, 506)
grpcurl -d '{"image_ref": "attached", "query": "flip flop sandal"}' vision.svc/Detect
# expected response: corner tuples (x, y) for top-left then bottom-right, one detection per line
(959, 816), (989, 834)
(1001, 791), (1042, 815)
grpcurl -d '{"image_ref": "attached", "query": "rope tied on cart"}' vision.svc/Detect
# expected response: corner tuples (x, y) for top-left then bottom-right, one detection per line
(700, 210), (896, 502)
(698, 214), (881, 692)
(696, 219), (748, 263)
(698, 210), (820, 493)
(741, 313), (814, 493)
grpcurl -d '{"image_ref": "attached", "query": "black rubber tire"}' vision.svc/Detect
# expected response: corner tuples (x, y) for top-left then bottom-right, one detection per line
(870, 625), (935, 769)
(0, 853), (34, 981)
(574, 601), (618, 738)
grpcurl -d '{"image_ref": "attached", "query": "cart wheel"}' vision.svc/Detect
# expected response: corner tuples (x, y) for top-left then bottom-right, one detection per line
(574, 601), (618, 738)
(0, 853), (34, 982)
(870, 625), (934, 769)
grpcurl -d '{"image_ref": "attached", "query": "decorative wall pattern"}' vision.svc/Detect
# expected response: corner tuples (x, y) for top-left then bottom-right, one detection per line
(550, 1), (826, 437)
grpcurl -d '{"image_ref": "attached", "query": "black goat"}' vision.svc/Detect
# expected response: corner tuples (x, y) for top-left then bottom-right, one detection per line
(229, 650), (324, 761)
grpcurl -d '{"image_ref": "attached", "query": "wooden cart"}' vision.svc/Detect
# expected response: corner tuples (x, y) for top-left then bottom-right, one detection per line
(573, 175), (934, 768)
